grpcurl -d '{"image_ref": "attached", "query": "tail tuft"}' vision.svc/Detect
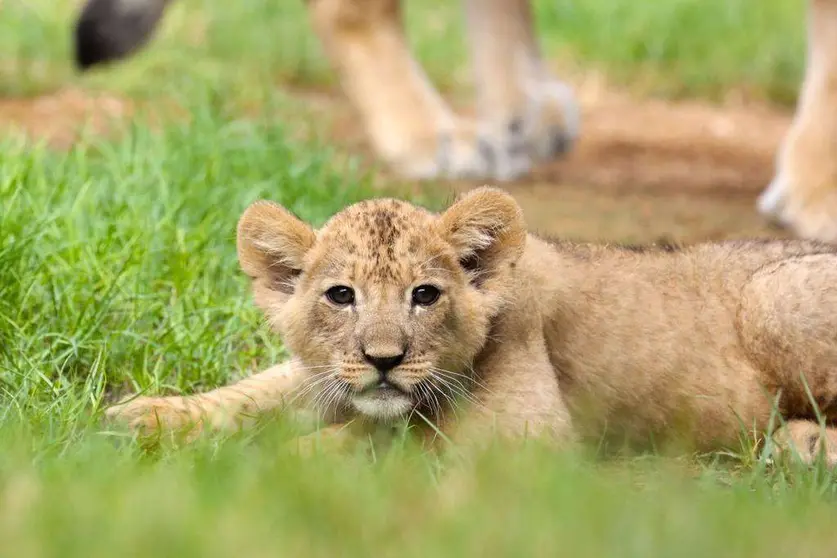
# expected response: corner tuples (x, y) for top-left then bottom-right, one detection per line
(73, 0), (169, 70)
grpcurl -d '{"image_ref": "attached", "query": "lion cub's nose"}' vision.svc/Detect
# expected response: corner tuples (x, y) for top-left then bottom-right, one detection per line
(362, 351), (405, 374)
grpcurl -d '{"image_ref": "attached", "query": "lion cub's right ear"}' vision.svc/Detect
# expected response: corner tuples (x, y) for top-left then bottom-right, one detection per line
(237, 201), (316, 294)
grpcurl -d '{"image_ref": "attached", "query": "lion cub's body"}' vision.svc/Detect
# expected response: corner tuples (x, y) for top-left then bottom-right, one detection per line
(109, 188), (837, 463)
(485, 236), (837, 452)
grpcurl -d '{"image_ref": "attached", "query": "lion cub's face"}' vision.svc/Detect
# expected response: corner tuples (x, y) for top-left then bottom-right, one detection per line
(236, 188), (527, 422)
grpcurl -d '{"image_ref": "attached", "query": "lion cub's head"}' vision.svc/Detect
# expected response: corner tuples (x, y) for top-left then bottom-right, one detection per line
(236, 187), (526, 422)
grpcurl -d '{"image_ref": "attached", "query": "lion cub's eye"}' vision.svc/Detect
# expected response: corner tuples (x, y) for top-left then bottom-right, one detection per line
(325, 285), (355, 306)
(411, 285), (441, 306)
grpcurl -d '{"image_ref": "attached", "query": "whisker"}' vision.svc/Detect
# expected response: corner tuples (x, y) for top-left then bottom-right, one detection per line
(310, 377), (342, 414)
(427, 376), (460, 420)
(434, 362), (496, 397)
(429, 372), (467, 408)
(429, 367), (481, 400)
(429, 368), (472, 393)
(441, 381), (484, 408)
(285, 376), (332, 409)
(282, 370), (332, 400)
(414, 381), (432, 416)
(422, 381), (442, 418)
(426, 379), (444, 419)
(429, 369), (491, 414)
(322, 382), (349, 418)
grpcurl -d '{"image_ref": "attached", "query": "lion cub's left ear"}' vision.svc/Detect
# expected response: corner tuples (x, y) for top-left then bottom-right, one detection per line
(438, 187), (527, 285)
(237, 200), (316, 295)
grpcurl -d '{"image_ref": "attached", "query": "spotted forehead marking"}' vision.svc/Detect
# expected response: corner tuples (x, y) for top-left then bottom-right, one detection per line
(320, 199), (438, 283)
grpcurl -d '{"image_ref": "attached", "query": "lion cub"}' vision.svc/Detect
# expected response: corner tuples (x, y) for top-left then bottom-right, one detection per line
(109, 187), (837, 465)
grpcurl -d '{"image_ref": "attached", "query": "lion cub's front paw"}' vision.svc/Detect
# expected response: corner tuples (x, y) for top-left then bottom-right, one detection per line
(105, 396), (202, 440)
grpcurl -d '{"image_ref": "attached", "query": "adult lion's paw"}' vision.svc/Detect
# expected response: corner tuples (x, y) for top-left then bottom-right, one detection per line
(759, 83), (837, 244)
(464, 76), (580, 182)
(521, 77), (580, 162)
(758, 171), (837, 245)
(388, 76), (580, 182)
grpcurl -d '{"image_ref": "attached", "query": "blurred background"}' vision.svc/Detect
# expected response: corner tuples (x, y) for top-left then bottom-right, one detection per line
(2, 0), (804, 242)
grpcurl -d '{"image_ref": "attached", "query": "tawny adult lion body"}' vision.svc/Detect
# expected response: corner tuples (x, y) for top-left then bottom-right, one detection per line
(74, 0), (837, 244)
(109, 187), (837, 465)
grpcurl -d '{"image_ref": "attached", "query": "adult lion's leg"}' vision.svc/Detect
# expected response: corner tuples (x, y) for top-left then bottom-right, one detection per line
(105, 360), (309, 440)
(307, 0), (493, 179)
(759, 0), (837, 243)
(463, 0), (579, 179)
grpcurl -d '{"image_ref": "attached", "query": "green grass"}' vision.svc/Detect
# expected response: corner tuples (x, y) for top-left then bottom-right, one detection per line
(533, 0), (805, 104)
(0, 0), (835, 556)
(1, 0), (805, 104)
(0, 434), (837, 558)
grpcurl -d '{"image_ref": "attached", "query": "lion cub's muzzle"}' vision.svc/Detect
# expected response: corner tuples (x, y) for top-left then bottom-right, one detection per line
(362, 349), (405, 375)
(347, 349), (427, 421)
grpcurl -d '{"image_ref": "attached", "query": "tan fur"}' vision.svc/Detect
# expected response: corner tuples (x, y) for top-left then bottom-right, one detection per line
(759, 0), (837, 244)
(312, 0), (837, 245)
(304, 0), (578, 180)
(109, 361), (306, 442)
(77, 0), (837, 242)
(108, 187), (837, 465)
(309, 0), (837, 246)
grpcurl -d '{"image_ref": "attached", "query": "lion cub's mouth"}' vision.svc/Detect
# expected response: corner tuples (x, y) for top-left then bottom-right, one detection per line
(361, 380), (407, 397)
(351, 379), (414, 421)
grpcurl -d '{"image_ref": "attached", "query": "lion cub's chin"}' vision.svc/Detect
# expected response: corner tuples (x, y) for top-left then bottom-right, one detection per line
(350, 390), (414, 422)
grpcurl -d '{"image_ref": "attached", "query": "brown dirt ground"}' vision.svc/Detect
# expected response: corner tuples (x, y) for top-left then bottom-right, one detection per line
(0, 87), (133, 149)
(0, 77), (795, 245)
